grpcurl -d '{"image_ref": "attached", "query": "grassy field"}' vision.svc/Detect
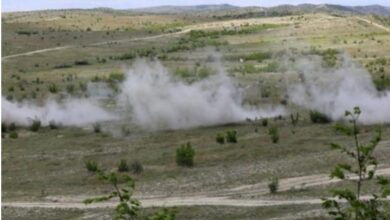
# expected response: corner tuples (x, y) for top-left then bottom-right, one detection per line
(2, 8), (390, 220)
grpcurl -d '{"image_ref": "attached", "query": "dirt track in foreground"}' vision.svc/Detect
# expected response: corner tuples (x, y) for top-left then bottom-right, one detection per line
(3, 167), (390, 209)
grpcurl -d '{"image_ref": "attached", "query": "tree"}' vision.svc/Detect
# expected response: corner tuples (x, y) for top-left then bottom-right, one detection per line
(84, 166), (176, 220)
(322, 107), (390, 220)
(176, 142), (195, 167)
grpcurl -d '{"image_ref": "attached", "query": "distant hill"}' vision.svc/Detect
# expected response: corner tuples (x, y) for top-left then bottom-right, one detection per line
(268, 4), (390, 16)
(131, 4), (238, 14)
(130, 4), (390, 17)
(3, 4), (389, 18)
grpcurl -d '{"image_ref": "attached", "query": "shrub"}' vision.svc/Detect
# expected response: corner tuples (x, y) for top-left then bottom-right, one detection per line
(216, 133), (225, 144)
(49, 120), (59, 129)
(9, 123), (17, 131)
(176, 142), (195, 167)
(66, 84), (75, 94)
(241, 63), (257, 74)
(74, 60), (90, 66)
(261, 118), (268, 127)
(225, 130), (237, 143)
(322, 107), (389, 219)
(117, 159), (129, 172)
(130, 161), (143, 174)
(85, 160), (98, 172)
(244, 52), (271, 62)
(290, 113), (299, 127)
(30, 119), (41, 132)
(260, 62), (279, 72)
(93, 123), (101, 133)
(84, 167), (176, 220)
(54, 64), (72, 69)
(2, 123), (7, 133)
(108, 72), (125, 82)
(79, 82), (87, 92)
(116, 52), (135, 60)
(310, 111), (331, 124)
(6, 95), (13, 101)
(268, 177), (279, 194)
(48, 84), (58, 93)
(268, 127), (279, 143)
(9, 131), (18, 139)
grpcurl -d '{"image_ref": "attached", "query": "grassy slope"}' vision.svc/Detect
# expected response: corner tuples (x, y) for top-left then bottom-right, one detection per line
(2, 11), (390, 219)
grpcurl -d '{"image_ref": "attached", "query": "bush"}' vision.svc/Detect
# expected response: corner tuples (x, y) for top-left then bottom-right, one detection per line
(310, 111), (331, 124)
(85, 160), (98, 172)
(290, 113), (299, 127)
(79, 82), (87, 92)
(117, 159), (129, 172)
(49, 120), (59, 129)
(261, 118), (268, 127)
(2, 123), (7, 133)
(108, 72), (125, 82)
(241, 63), (257, 74)
(260, 62), (279, 72)
(176, 142), (195, 167)
(225, 130), (237, 143)
(9, 123), (17, 131)
(66, 84), (75, 94)
(268, 127), (279, 143)
(216, 133), (225, 144)
(48, 84), (58, 93)
(268, 177), (279, 194)
(74, 60), (90, 66)
(93, 123), (101, 133)
(9, 131), (18, 139)
(30, 119), (41, 132)
(130, 161), (143, 174)
(244, 52), (271, 62)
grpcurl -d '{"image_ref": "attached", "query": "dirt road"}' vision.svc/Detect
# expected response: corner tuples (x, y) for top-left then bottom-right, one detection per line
(3, 167), (390, 209)
(356, 17), (390, 32)
(2, 17), (290, 60)
(2, 46), (71, 60)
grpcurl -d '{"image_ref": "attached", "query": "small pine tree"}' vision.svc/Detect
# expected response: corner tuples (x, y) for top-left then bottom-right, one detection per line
(322, 107), (390, 219)
(85, 160), (98, 173)
(49, 120), (59, 129)
(216, 133), (225, 144)
(310, 110), (331, 124)
(261, 118), (268, 127)
(268, 177), (279, 194)
(117, 159), (129, 172)
(84, 168), (176, 220)
(93, 123), (101, 133)
(30, 119), (41, 132)
(176, 142), (195, 167)
(130, 161), (143, 175)
(268, 127), (279, 143)
(9, 123), (17, 132)
(9, 131), (18, 139)
(225, 130), (237, 143)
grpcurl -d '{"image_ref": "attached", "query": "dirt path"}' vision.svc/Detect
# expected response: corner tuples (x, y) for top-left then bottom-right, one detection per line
(2, 17), (291, 60)
(1, 30), (187, 60)
(356, 17), (390, 32)
(3, 167), (390, 209)
(90, 29), (192, 46)
(2, 46), (72, 60)
(2, 198), (323, 209)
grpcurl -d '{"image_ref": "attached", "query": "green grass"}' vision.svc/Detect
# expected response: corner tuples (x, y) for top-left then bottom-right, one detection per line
(2, 11), (390, 220)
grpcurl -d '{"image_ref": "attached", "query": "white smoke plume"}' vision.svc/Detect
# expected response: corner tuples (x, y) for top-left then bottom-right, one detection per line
(117, 59), (285, 130)
(1, 59), (285, 130)
(288, 54), (390, 124)
(2, 97), (115, 126)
